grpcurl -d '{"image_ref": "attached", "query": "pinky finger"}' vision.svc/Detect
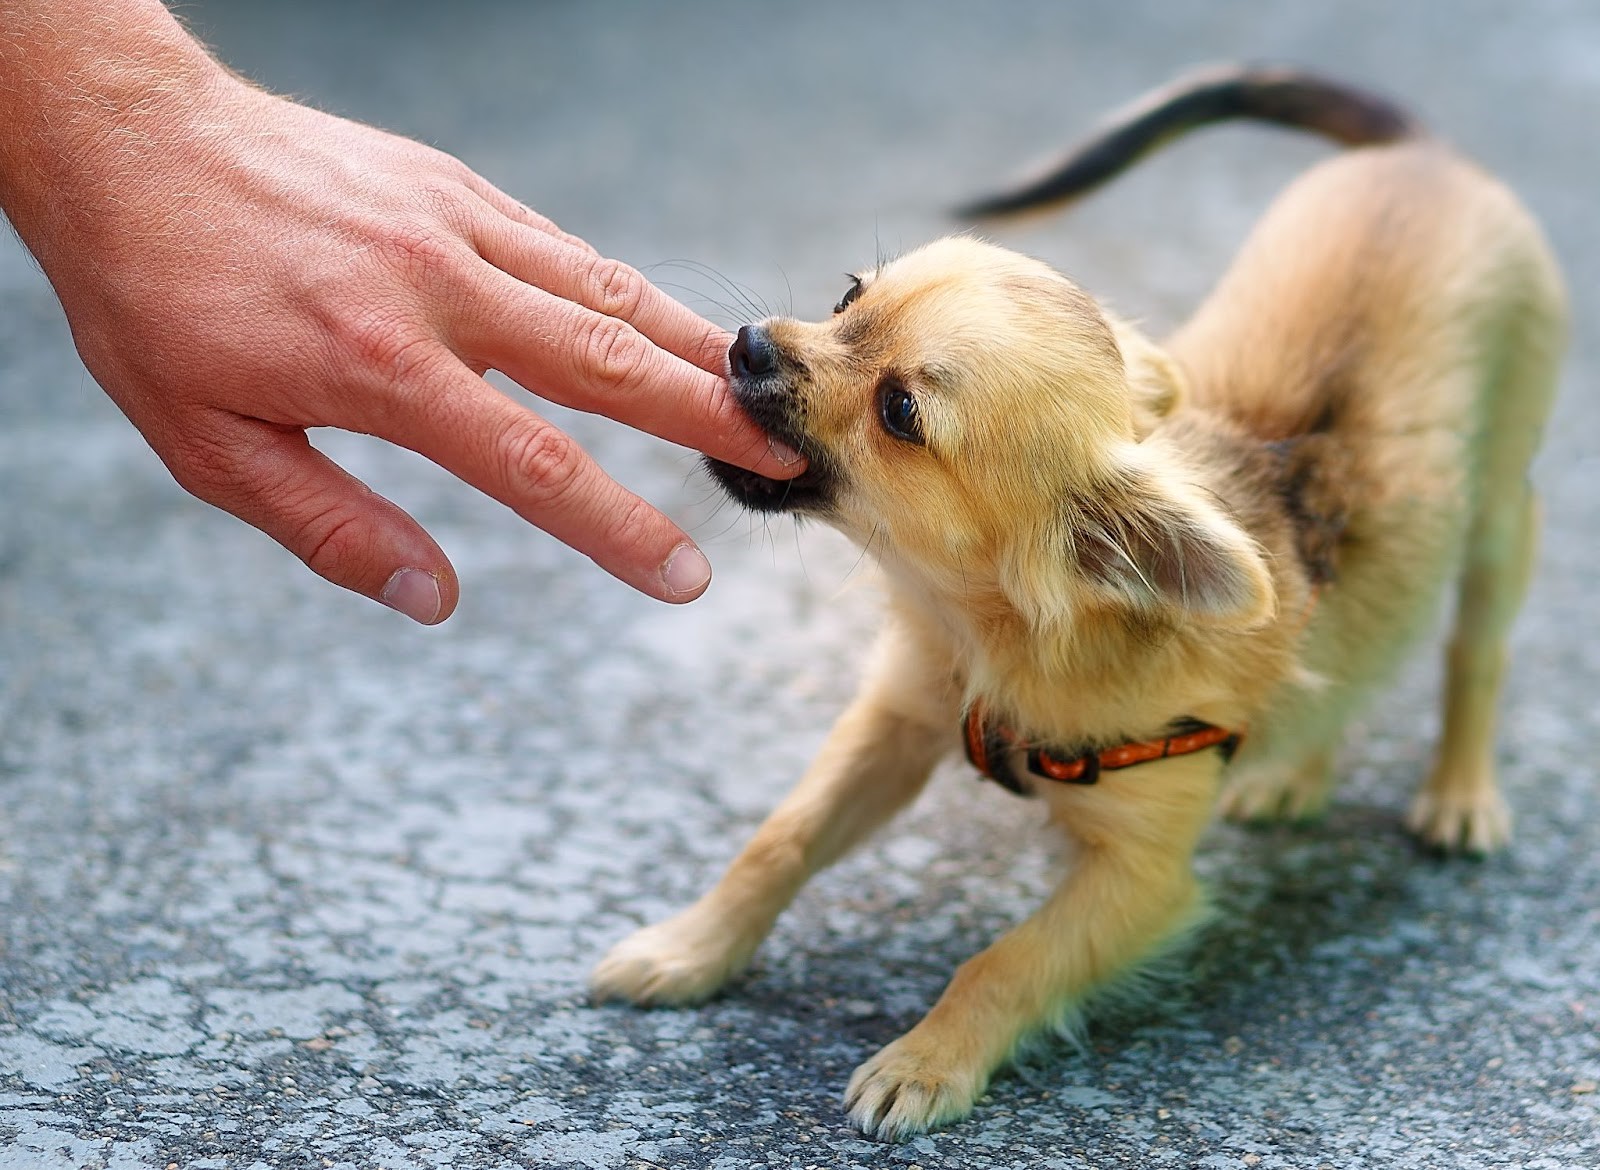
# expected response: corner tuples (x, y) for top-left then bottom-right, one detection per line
(167, 416), (459, 623)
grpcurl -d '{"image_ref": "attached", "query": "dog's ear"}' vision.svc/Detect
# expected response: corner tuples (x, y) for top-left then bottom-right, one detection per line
(1106, 314), (1186, 439)
(1070, 456), (1275, 628)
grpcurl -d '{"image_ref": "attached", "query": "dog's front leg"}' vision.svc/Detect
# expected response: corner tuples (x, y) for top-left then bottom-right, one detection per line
(845, 752), (1220, 1139)
(591, 622), (955, 1007)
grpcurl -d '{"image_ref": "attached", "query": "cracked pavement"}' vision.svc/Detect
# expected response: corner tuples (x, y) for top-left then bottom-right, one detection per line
(2, 1), (1597, 1167)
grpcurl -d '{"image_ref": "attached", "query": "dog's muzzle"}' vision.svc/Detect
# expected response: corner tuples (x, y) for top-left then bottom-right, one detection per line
(704, 325), (838, 513)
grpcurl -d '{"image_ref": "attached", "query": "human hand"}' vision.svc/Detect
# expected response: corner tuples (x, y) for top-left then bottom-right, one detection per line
(0, 15), (799, 622)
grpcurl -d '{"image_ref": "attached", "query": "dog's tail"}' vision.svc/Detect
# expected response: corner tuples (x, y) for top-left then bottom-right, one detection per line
(957, 64), (1425, 220)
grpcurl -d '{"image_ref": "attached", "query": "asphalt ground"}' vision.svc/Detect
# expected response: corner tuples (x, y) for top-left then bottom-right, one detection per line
(1, 2), (1597, 1167)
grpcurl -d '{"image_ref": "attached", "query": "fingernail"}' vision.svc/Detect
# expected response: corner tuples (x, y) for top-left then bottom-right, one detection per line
(661, 543), (712, 597)
(380, 568), (442, 624)
(768, 438), (803, 466)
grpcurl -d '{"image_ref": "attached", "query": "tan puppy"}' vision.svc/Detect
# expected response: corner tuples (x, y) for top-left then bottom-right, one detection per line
(592, 66), (1567, 1139)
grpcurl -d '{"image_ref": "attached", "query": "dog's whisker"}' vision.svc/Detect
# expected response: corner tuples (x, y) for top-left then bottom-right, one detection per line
(790, 515), (812, 586)
(842, 522), (882, 587)
(778, 265), (795, 319)
(649, 280), (758, 330)
(649, 258), (775, 322)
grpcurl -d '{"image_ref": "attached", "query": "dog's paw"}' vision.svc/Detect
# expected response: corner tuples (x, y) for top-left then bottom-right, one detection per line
(1406, 786), (1512, 855)
(844, 1031), (985, 1141)
(590, 912), (755, 1007)
(1218, 768), (1329, 825)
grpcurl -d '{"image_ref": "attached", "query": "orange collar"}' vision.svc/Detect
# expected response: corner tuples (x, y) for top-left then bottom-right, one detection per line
(962, 702), (1243, 796)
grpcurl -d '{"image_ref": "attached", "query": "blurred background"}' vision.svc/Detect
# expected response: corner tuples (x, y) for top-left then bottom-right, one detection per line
(1, 3), (1595, 1168)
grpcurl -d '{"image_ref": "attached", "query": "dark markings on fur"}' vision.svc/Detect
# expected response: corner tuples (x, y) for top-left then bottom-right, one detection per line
(982, 730), (1032, 796)
(1289, 341), (1362, 438)
(1265, 434), (1349, 584)
(1257, 357), (1356, 582)
(834, 307), (881, 351)
(1304, 397), (1340, 437)
(957, 63), (1423, 219)
(1146, 413), (1352, 596)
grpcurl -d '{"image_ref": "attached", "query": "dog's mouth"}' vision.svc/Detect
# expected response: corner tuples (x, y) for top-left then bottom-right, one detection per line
(704, 454), (835, 514)
(705, 326), (839, 514)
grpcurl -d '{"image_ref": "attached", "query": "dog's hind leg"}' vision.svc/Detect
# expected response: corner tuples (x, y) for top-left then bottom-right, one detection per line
(591, 620), (956, 1007)
(1407, 480), (1537, 853)
(1408, 306), (1561, 853)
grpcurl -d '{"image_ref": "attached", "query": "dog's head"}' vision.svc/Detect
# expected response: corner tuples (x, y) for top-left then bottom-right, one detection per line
(707, 237), (1273, 631)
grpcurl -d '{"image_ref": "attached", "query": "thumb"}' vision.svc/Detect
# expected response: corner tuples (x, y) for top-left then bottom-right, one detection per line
(169, 419), (459, 624)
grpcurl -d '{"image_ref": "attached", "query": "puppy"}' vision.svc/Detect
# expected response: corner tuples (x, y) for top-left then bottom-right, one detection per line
(592, 65), (1567, 1139)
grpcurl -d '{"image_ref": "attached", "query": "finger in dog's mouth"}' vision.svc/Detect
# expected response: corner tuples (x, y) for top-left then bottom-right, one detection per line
(704, 451), (836, 514)
(707, 383), (837, 512)
(710, 327), (840, 513)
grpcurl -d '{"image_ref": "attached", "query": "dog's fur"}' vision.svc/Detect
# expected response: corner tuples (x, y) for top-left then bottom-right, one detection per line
(592, 66), (1567, 1139)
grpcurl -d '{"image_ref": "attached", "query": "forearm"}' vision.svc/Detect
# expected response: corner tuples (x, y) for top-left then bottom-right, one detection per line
(0, 0), (230, 256)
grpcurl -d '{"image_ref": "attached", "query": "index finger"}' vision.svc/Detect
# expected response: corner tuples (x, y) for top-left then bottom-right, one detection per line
(454, 269), (800, 479)
(470, 217), (734, 381)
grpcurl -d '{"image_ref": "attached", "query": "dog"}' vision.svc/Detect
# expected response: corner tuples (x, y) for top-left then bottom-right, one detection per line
(591, 65), (1567, 1139)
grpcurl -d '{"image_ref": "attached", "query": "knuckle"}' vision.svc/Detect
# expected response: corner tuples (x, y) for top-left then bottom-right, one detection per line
(372, 215), (463, 281)
(299, 506), (370, 579)
(413, 177), (478, 229)
(606, 492), (661, 552)
(335, 310), (439, 395)
(499, 421), (585, 506)
(578, 316), (650, 394)
(584, 256), (646, 319)
(165, 429), (246, 502)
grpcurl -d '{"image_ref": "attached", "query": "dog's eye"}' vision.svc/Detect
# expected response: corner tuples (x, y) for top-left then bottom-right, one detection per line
(878, 379), (924, 445)
(833, 276), (863, 315)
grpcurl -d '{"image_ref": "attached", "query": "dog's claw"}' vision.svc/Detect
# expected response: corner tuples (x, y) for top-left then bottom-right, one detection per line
(844, 1033), (984, 1140)
(1405, 787), (1511, 855)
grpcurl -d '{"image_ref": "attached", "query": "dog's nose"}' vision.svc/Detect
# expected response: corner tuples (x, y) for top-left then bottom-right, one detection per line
(729, 324), (779, 379)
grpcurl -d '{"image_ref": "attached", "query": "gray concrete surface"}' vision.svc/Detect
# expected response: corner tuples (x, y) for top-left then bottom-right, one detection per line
(2, 1), (1597, 1166)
